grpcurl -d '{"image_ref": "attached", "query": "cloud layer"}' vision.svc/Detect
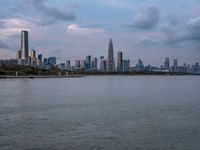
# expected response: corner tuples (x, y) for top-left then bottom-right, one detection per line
(0, 0), (199, 65)
(132, 5), (160, 29)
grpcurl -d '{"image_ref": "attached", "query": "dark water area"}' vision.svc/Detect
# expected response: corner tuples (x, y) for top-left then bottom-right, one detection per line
(0, 76), (200, 150)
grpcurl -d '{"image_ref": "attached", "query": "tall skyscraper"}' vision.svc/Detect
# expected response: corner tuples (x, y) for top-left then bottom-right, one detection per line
(30, 49), (36, 59)
(122, 60), (130, 72)
(92, 57), (97, 70)
(117, 51), (123, 72)
(21, 30), (29, 63)
(86, 55), (91, 70)
(173, 59), (178, 67)
(107, 38), (115, 72)
(75, 60), (81, 69)
(164, 57), (170, 70)
(66, 60), (71, 69)
(80, 60), (86, 69)
(37, 54), (43, 66)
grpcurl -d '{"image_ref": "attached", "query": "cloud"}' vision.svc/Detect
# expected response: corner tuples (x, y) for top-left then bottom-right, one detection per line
(185, 16), (200, 40)
(0, 0), (77, 26)
(162, 16), (200, 43)
(130, 5), (160, 29)
(26, 0), (76, 26)
(0, 18), (32, 39)
(67, 24), (105, 34)
(0, 40), (9, 49)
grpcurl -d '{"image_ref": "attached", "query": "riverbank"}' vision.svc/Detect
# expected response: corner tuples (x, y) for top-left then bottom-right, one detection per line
(0, 75), (85, 79)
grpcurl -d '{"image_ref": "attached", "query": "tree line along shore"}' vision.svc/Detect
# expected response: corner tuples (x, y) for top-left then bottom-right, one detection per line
(0, 65), (199, 77)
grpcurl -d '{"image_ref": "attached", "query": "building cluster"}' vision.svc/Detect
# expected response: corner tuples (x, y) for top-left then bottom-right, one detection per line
(61, 39), (130, 72)
(133, 57), (200, 74)
(0, 30), (199, 74)
(0, 30), (57, 69)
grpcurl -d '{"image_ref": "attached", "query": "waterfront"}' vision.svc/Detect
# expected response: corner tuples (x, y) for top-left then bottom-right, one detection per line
(0, 76), (200, 150)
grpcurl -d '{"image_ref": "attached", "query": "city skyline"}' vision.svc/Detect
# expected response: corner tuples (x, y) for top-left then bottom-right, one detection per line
(1, 30), (196, 74)
(0, 0), (200, 65)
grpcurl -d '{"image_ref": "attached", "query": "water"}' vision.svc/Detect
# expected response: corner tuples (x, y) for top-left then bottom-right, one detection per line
(0, 76), (200, 150)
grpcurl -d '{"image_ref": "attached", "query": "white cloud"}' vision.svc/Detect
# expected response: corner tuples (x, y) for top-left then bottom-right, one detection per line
(67, 24), (105, 34)
(0, 18), (32, 39)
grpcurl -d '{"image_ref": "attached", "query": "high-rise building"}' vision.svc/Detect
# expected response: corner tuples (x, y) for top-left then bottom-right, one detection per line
(80, 60), (86, 69)
(48, 57), (56, 66)
(136, 59), (144, 70)
(100, 60), (107, 72)
(37, 54), (43, 66)
(173, 59), (178, 67)
(172, 59), (178, 72)
(122, 60), (130, 72)
(92, 57), (97, 70)
(86, 55), (91, 70)
(44, 58), (48, 66)
(117, 51), (123, 72)
(21, 30), (29, 63)
(66, 60), (71, 69)
(31, 49), (36, 59)
(30, 49), (37, 66)
(75, 60), (81, 69)
(164, 57), (170, 70)
(107, 38), (115, 72)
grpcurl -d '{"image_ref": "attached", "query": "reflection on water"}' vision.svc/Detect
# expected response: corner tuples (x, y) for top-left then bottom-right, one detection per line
(0, 76), (200, 150)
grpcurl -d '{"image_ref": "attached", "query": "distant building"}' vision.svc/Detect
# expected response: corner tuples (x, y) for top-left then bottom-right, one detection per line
(100, 60), (107, 72)
(66, 60), (71, 69)
(21, 30), (29, 64)
(80, 60), (86, 69)
(75, 60), (81, 69)
(92, 57), (97, 70)
(171, 59), (178, 72)
(44, 58), (48, 66)
(136, 59), (144, 70)
(85, 55), (91, 70)
(123, 60), (130, 72)
(30, 49), (37, 66)
(48, 57), (56, 66)
(100, 56), (104, 60)
(16, 49), (21, 60)
(117, 51), (123, 72)
(37, 54), (43, 66)
(107, 38), (115, 72)
(164, 57), (170, 70)
(0, 59), (18, 65)
(58, 63), (65, 70)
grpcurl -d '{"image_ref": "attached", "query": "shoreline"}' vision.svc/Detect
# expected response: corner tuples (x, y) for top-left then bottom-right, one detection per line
(0, 74), (199, 79)
(0, 75), (85, 79)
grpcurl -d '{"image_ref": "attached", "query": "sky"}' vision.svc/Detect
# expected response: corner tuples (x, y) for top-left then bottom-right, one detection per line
(0, 0), (200, 66)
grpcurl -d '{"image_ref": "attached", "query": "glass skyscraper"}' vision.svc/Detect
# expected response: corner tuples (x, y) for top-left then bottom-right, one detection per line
(21, 30), (29, 63)
(107, 38), (115, 72)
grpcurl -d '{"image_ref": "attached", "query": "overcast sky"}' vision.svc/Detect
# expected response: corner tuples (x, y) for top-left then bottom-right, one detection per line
(0, 0), (200, 65)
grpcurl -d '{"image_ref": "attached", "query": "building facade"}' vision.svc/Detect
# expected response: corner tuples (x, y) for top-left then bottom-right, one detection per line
(21, 30), (29, 64)
(107, 38), (115, 72)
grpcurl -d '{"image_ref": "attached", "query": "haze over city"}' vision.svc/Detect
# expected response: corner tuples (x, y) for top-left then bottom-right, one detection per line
(0, 0), (200, 65)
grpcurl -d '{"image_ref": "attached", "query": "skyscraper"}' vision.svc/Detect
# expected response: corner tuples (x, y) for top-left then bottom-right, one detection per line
(92, 57), (97, 70)
(21, 30), (29, 63)
(66, 60), (71, 69)
(75, 60), (81, 69)
(122, 60), (130, 72)
(86, 55), (91, 70)
(164, 57), (170, 70)
(117, 51), (123, 72)
(107, 38), (115, 72)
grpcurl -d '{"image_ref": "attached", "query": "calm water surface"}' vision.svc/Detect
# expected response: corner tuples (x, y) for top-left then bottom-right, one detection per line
(0, 76), (200, 150)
